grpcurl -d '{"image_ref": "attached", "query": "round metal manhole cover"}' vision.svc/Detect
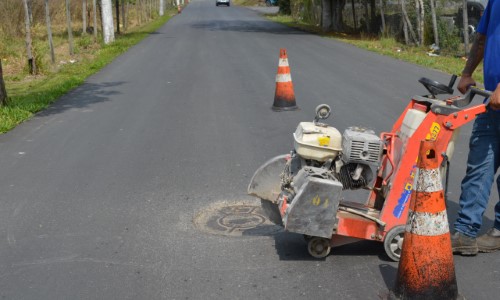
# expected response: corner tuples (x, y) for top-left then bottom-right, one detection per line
(194, 202), (283, 237)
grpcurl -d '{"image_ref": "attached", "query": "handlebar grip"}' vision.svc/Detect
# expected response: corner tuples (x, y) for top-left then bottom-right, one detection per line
(470, 87), (492, 98)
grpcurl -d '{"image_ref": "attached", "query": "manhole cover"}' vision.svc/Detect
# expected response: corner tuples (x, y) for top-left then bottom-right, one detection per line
(194, 202), (283, 237)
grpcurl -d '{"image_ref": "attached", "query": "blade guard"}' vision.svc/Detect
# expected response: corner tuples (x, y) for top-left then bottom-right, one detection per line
(247, 154), (288, 203)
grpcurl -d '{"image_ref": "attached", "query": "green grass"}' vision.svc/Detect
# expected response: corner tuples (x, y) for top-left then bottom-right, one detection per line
(0, 11), (175, 134)
(266, 14), (484, 85)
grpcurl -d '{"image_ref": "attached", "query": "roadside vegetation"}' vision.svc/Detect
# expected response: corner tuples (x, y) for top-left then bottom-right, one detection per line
(0, 1), (177, 134)
(238, 0), (484, 85)
(267, 14), (483, 85)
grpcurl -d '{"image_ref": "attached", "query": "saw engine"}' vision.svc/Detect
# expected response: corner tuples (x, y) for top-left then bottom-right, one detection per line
(282, 105), (383, 193)
(276, 105), (383, 238)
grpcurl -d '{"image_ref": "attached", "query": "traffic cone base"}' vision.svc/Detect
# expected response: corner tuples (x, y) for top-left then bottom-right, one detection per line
(272, 49), (298, 111)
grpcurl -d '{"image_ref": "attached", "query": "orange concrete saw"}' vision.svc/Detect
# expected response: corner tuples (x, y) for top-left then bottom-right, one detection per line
(248, 76), (492, 260)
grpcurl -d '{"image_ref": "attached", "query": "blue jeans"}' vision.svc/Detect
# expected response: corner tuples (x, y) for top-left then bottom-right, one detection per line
(454, 108), (500, 237)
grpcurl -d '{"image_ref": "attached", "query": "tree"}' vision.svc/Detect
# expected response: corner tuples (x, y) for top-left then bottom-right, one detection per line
(93, 0), (98, 40)
(115, 0), (120, 34)
(22, 0), (36, 75)
(45, 0), (56, 64)
(379, 0), (386, 35)
(83, 0), (88, 35)
(322, 0), (332, 31)
(65, 0), (75, 55)
(415, 0), (424, 45)
(462, 0), (469, 55)
(429, 0), (439, 47)
(0, 60), (7, 107)
(160, 0), (164, 16)
(400, 0), (418, 45)
(122, 0), (127, 32)
(331, 0), (346, 32)
(102, 0), (115, 44)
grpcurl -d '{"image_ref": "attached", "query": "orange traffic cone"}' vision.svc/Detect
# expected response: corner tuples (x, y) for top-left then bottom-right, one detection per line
(272, 48), (298, 111)
(392, 140), (460, 299)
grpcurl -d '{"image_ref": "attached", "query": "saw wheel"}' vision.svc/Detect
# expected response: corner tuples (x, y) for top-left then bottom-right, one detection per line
(307, 237), (331, 259)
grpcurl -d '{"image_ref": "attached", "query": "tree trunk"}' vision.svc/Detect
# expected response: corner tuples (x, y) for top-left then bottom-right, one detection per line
(66, 0), (75, 55)
(93, 0), (98, 40)
(27, 0), (33, 23)
(430, 0), (439, 47)
(102, 0), (115, 44)
(83, 0), (88, 35)
(122, 0), (126, 31)
(124, 1), (129, 31)
(45, 0), (56, 64)
(137, 0), (142, 25)
(115, 0), (121, 34)
(331, 0), (346, 32)
(352, 0), (357, 31)
(379, 0), (386, 35)
(322, 0), (332, 31)
(0, 60), (7, 107)
(400, 0), (418, 45)
(22, 0), (36, 75)
(462, 0), (469, 55)
(364, 0), (370, 32)
(418, 0), (424, 45)
(160, 0), (164, 16)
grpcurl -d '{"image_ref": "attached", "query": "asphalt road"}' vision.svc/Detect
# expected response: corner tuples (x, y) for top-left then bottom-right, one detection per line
(0, 1), (499, 299)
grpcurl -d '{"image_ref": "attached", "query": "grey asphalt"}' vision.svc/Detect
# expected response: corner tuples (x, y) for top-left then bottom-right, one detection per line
(0, 1), (499, 299)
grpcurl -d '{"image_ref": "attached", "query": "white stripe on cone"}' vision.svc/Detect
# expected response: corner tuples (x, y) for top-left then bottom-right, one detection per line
(278, 59), (289, 67)
(406, 210), (450, 236)
(276, 73), (292, 83)
(413, 168), (443, 193)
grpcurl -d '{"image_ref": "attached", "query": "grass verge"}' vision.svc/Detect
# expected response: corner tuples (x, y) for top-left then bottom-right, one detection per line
(266, 14), (484, 85)
(0, 10), (176, 134)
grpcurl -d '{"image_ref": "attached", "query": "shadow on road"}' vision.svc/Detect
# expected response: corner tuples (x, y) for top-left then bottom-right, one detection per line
(191, 20), (308, 35)
(379, 263), (398, 290)
(36, 81), (125, 118)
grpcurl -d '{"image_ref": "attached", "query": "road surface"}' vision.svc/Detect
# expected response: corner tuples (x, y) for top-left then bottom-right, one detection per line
(0, 1), (498, 299)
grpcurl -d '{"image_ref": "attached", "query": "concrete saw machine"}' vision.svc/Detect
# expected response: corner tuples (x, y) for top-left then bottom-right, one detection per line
(248, 76), (492, 260)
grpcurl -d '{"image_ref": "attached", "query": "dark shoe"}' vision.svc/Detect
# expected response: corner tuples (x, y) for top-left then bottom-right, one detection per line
(477, 228), (500, 253)
(451, 231), (478, 256)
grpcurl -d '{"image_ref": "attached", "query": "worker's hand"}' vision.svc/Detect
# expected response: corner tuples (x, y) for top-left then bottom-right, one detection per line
(458, 75), (476, 94)
(490, 83), (500, 110)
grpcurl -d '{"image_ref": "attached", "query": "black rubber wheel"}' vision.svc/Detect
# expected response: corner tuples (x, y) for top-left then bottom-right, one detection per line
(307, 237), (331, 259)
(260, 199), (283, 226)
(384, 225), (406, 262)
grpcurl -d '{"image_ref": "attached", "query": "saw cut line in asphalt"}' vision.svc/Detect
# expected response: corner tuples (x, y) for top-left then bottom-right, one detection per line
(193, 201), (283, 237)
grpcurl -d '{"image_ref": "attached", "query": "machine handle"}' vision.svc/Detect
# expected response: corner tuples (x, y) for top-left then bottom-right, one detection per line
(469, 86), (493, 99)
(448, 75), (458, 90)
